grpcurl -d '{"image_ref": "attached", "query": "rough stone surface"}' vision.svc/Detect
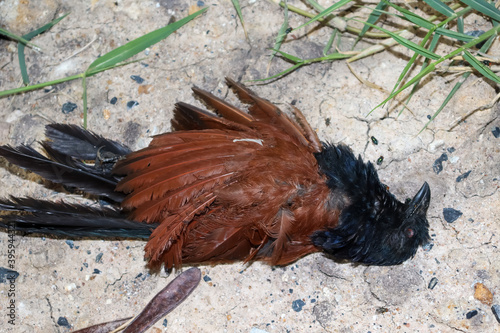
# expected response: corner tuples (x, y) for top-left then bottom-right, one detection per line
(0, 1), (499, 332)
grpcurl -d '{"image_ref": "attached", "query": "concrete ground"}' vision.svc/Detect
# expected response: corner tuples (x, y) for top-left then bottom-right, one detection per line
(0, 0), (498, 332)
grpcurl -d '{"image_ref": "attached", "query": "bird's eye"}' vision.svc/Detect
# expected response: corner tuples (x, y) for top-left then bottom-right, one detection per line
(405, 228), (415, 238)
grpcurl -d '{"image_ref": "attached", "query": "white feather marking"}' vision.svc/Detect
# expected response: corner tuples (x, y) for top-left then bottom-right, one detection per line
(233, 138), (264, 146)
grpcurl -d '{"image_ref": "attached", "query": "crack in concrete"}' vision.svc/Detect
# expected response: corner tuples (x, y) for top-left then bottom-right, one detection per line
(430, 314), (468, 332)
(45, 296), (58, 332)
(456, 186), (499, 199)
(104, 272), (126, 292)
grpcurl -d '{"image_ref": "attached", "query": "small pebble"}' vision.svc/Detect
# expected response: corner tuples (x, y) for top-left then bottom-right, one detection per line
(428, 277), (438, 290)
(447, 147), (456, 153)
(422, 242), (433, 252)
(292, 299), (306, 312)
(130, 75), (144, 84)
(456, 170), (471, 182)
(103, 109), (111, 120)
(466, 310), (478, 319)
(93, 269), (101, 274)
(465, 30), (486, 48)
(65, 240), (74, 249)
(474, 283), (493, 306)
(491, 305), (500, 323)
(110, 97), (117, 105)
(95, 252), (103, 263)
(443, 208), (462, 223)
(62, 102), (77, 114)
(127, 100), (139, 110)
(57, 317), (70, 328)
(432, 153), (448, 174)
(492, 127), (500, 138)
(163, 319), (168, 327)
(203, 275), (212, 282)
(465, 30), (485, 37)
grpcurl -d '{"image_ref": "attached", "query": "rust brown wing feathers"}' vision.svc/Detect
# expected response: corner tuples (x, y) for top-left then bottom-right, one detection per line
(113, 80), (335, 269)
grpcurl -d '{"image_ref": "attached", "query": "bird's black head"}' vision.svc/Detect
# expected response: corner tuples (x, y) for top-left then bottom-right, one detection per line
(312, 144), (431, 266)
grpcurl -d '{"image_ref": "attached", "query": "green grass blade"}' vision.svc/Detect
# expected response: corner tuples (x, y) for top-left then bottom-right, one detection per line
(417, 32), (497, 128)
(390, 27), (436, 109)
(423, 0), (455, 17)
(419, 71), (471, 133)
(390, 51), (420, 103)
(270, 48), (303, 63)
(23, 13), (69, 40)
(399, 33), (441, 115)
(478, 32), (497, 53)
(351, 19), (440, 60)
(457, 17), (464, 33)
(462, 50), (500, 83)
(323, 29), (337, 55)
(358, 2), (388, 40)
(369, 2), (472, 43)
(294, 0), (353, 31)
(382, 0), (435, 30)
(0, 73), (83, 97)
(370, 23), (500, 114)
(305, 0), (325, 12)
(87, 7), (208, 74)
(0, 28), (39, 49)
(18, 49), (29, 85)
(319, 52), (352, 61)
(270, 1), (289, 61)
(231, 0), (248, 39)
(435, 27), (473, 42)
(18, 13), (70, 85)
(460, 0), (500, 22)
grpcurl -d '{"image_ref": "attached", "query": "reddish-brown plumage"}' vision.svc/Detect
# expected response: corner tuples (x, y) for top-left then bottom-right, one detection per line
(114, 78), (338, 269)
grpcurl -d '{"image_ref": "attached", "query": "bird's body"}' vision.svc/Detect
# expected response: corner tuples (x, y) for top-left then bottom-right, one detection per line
(0, 78), (431, 270)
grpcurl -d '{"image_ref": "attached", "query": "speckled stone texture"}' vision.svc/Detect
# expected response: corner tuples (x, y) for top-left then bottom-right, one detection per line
(0, 1), (499, 332)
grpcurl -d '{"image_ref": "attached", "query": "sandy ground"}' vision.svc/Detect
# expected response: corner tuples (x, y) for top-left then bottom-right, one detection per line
(0, 1), (499, 332)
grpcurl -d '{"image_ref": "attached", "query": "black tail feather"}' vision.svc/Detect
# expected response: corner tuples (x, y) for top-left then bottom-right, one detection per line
(44, 124), (131, 160)
(0, 124), (131, 202)
(0, 197), (155, 239)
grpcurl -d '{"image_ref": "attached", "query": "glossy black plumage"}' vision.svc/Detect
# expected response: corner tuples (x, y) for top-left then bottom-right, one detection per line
(312, 144), (431, 265)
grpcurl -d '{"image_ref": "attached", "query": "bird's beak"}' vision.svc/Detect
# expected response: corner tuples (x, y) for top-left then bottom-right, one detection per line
(406, 182), (431, 217)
